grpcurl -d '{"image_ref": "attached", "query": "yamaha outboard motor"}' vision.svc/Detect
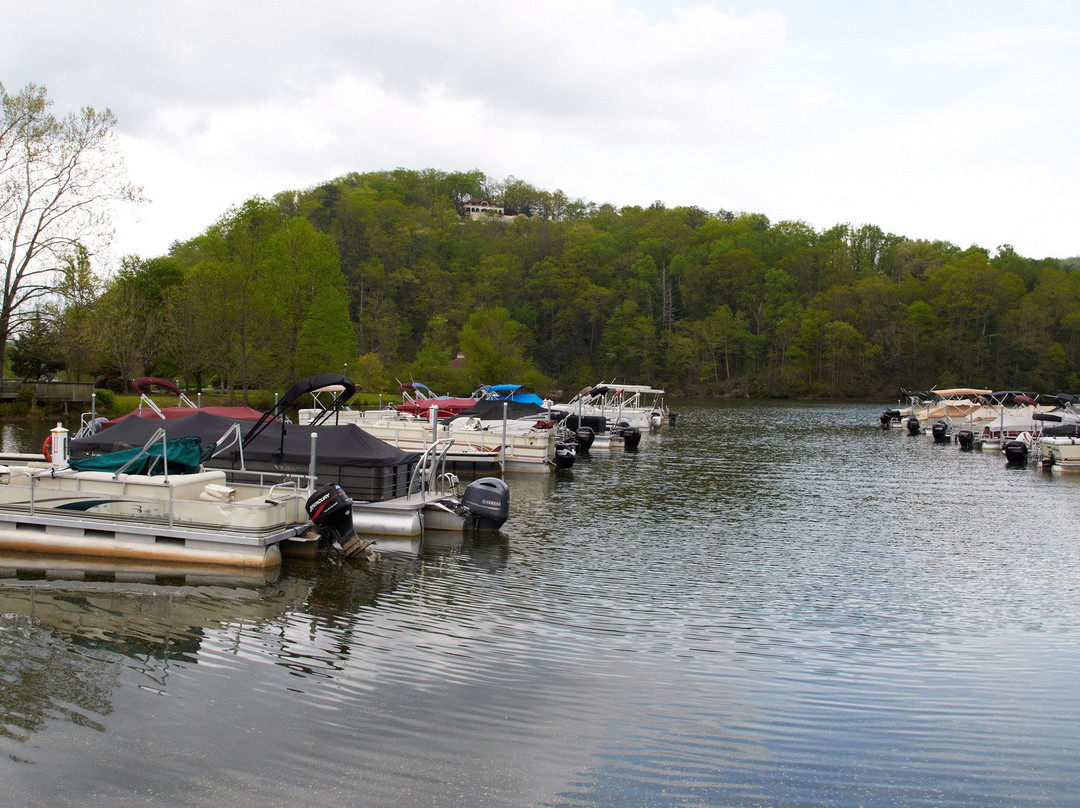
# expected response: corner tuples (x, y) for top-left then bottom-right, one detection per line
(460, 477), (510, 530)
(906, 416), (921, 435)
(957, 429), (974, 450)
(306, 483), (373, 558)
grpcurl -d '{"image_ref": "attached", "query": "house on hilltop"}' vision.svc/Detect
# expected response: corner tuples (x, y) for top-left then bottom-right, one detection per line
(462, 198), (524, 222)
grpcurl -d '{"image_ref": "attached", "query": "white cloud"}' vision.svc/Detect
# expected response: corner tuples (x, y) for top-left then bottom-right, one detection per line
(3, 0), (1078, 260)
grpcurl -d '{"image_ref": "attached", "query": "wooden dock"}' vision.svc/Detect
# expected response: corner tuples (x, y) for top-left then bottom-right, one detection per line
(0, 379), (93, 404)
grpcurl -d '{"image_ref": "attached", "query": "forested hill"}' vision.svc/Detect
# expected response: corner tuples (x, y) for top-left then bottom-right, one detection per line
(32, 169), (1080, 401)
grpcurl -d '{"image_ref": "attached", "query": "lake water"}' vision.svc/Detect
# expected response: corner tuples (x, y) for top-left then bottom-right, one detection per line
(2, 401), (1080, 806)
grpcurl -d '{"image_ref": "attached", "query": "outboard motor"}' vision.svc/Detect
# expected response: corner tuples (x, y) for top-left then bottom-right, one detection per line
(668, 410), (678, 426)
(566, 414), (607, 437)
(956, 429), (974, 450)
(1004, 439), (1030, 466)
(931, 420), (950, 443)
(574, 425), (595, 453)
(460, 477), (510, 531)
(906, 416), (921, 435)
(880, 409), (901, 428)
(619, 424), (642, 450)
(306, 483), (375, 558)
(554, 441), (576, 469)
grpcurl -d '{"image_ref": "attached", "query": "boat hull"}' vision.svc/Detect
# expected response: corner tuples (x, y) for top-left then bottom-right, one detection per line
(0, 517), (283, 568)
(1039, 436), (1080, 471)
(302, 411), (558, 473)
(0, 467), (307, 569)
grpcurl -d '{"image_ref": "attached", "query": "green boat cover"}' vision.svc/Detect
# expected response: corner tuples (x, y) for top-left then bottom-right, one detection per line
(68, 435), (208, 476)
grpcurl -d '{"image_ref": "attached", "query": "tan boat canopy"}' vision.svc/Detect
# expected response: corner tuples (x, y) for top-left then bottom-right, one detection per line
(930, 388), (992, 397)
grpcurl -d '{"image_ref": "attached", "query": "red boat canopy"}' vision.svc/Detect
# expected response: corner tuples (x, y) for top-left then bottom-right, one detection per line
(397, 397), (477, 418)
(103, 405), (265, 428)
(130, 376), (182, 396)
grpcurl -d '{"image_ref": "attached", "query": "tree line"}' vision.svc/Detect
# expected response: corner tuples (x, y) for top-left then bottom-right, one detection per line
(5, 87), (1080, 402)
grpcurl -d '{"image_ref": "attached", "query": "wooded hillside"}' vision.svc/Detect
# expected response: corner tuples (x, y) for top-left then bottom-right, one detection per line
(24, 169), (1080, 401)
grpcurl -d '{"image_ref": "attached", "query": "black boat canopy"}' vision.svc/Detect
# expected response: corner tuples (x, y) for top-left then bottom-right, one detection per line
(247, 373), (357, 440)
(454, 400), (547, 421)
(70, 410), (417, 469)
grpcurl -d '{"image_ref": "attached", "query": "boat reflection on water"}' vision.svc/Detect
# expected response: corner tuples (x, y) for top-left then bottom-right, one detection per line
(0, 554), (313, 743)
(0, 551), (283, 588)
(424, 528), (510, 574)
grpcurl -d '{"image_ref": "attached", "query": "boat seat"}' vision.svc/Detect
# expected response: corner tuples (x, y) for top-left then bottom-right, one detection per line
(46, 468), (231, 501)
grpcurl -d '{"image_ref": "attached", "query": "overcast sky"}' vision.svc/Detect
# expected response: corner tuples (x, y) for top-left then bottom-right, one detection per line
(3, 0), (1077, 265)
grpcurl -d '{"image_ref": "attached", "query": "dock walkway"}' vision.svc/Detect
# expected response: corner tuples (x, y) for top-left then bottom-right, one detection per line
(0, 379), (93, 404)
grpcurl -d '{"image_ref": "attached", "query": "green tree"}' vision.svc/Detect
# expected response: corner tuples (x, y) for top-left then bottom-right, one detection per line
(159, 265), (230, 391)
(697, 305), (749, 389)
(352, 352), (392, 395)
(599, 299), (657, 380)
(8, 310), (64, 380)
(406, 313), (467, 393)
(263, 216), (351, 384)
(54, 243), (100, 380)
(457, 306), (541, 388)
(197, 199), (283, 401)
(294, 286), (355, 379)
(95, 257), (170, 382)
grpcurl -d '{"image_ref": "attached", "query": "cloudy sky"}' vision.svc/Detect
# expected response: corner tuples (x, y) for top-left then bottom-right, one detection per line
(3, 0), (1077, 264)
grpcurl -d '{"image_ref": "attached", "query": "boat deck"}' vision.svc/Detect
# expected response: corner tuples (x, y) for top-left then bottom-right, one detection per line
(0, 465), (309, 568)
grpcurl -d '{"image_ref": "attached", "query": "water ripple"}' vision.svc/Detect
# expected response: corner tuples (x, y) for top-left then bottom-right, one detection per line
(4, 404), (1080, 806)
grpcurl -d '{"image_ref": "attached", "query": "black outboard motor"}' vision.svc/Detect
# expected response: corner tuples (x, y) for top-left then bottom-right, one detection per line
(906, 416), (921, 435)
(668, 410), (677, 426)
(880, 409), (901, 428)
(554, 441), (576, 469)
(574, 425), (595, 453)
(1004, 439), (1030, 465)
(566, 414), (607, 437)
(957, 429), (974, 450)
(306, 483), (373, 558)
(619, 424), (642, 450)
(931, 420), (950, 443)
(460, 477), (510, 530)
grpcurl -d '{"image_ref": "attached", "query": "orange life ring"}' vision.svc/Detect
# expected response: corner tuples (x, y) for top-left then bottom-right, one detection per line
(42, 436), (52, 461)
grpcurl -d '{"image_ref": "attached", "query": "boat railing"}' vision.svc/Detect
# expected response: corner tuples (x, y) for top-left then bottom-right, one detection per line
(210, 422), (247, 470)
(74, 410), (109, 439)
(222, 466), (315, 495)
(113, 428), (171, 477)
(135, 394), (168, 420)
(264, 478), (304, 503)
(406, 438), (458, 500)
(15, 427), (312, 528)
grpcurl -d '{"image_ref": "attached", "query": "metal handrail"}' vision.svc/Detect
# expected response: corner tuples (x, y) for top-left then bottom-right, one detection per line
(210, 423), (247, 470)
(114, 428), (170, 477)
(136, 394), (167, 419)
(406, 438), (457, 499)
